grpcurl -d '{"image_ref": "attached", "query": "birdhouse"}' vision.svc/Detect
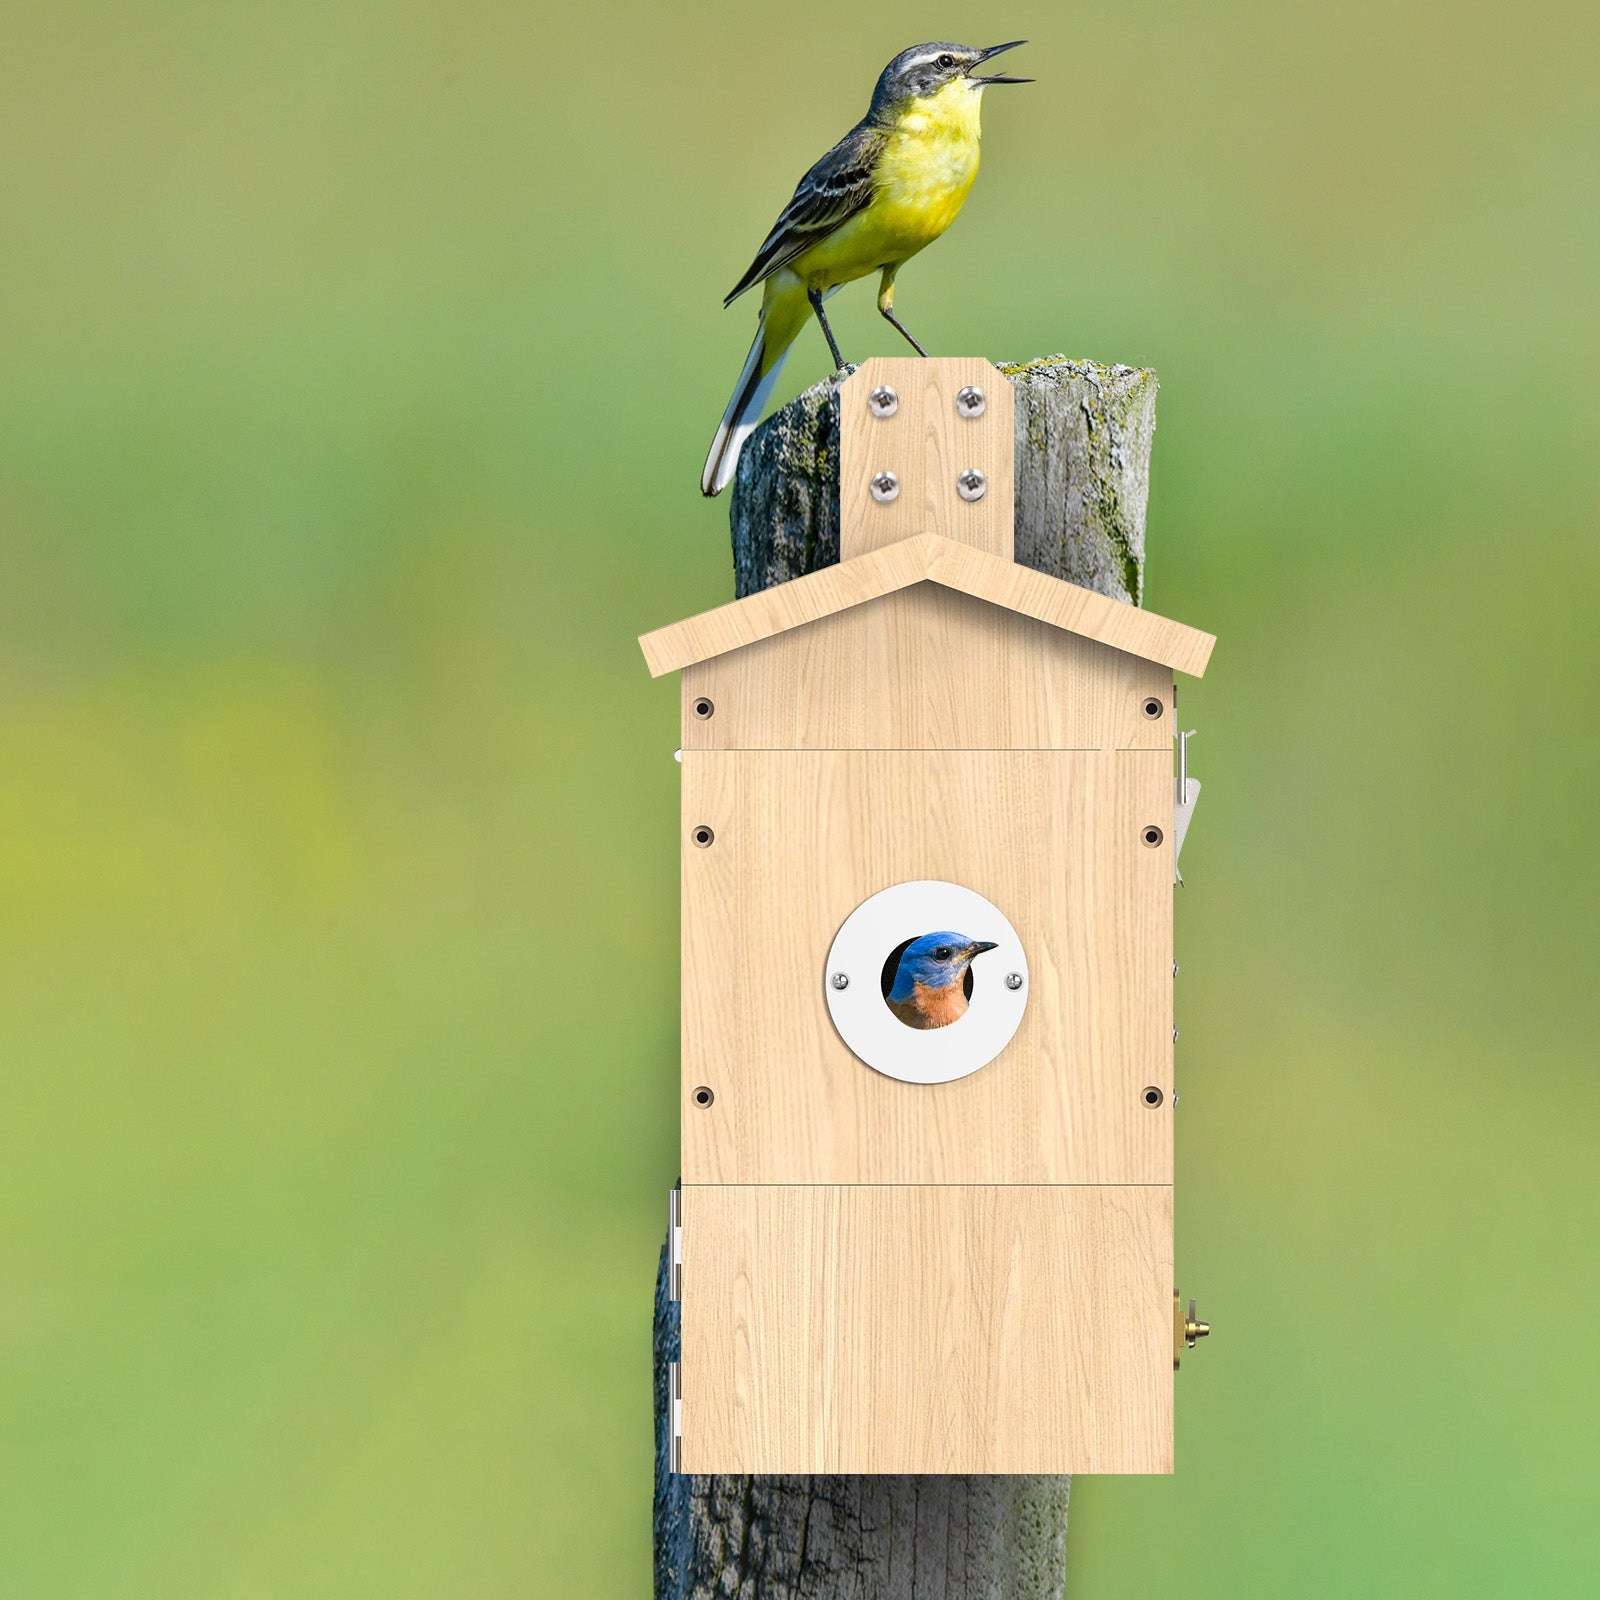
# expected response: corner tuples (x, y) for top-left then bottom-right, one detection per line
(641, 359), (1216, 1476)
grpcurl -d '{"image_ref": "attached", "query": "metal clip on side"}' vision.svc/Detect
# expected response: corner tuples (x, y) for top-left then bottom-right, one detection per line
(1173, 728), (1200, 885)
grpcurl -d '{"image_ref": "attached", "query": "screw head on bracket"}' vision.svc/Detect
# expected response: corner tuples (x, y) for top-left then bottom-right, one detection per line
(870, 470), (900, 504)
(955, 385), (987, 418)
(956, 468), (987, 502)
(1005, 972), (1024, 991)
(830, 972), (850, 990)
(868, 385), (900, 418)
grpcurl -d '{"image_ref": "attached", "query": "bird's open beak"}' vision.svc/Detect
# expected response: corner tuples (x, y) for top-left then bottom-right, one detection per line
(968, 40), (1032, 85)
(965, 940), (1001, 959)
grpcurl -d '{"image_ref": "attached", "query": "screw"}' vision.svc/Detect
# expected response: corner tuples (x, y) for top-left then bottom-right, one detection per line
(870, 470), (900, 503)
(956, 468), (987, 501)
(955, 385), (986, 418)
(1173, 961), (1180, 977)
(830, 972), (849, 990)
(1173, 1026), (1180, 1042)
(868, 385), (899, 417)
(1005, 972), (1024, 991)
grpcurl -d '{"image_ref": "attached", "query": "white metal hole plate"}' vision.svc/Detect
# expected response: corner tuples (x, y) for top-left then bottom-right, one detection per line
(823, 880), (1029, 1084)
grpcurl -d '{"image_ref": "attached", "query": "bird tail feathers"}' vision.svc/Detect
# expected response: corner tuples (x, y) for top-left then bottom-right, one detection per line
(701, 319), (789, 498)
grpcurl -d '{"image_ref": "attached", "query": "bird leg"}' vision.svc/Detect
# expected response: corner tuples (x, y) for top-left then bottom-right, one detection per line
(806, 288), (848, 371)
(877, 268), (928, 356)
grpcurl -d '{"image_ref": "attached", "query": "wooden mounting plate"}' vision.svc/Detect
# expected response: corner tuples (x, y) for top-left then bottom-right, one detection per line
(838, 358), (1015, 560)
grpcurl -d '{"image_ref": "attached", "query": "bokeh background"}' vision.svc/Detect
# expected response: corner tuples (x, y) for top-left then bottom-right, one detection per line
(3, 1), (1598, 1594)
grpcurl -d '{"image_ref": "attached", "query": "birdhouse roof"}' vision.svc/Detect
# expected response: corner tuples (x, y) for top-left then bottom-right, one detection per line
(639, 532), (1215, 678)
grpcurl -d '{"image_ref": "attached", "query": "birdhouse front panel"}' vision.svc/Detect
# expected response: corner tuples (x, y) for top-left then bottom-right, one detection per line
(679, 745), (1174, 1186)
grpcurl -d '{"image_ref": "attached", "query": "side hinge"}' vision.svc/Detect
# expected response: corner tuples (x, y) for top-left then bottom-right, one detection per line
(667, 1360), (682, 1473)
(668, 1187), (682, 1303)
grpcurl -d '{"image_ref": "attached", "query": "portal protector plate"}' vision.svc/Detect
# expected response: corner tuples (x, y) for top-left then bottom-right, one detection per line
(824, 879), (1028, 1084)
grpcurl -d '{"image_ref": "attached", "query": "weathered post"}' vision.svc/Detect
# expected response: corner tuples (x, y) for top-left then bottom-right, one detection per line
(653, 355), (1164, 1600)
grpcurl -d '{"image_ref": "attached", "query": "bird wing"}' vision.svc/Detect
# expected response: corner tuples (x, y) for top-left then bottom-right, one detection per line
(723, 121), (887, 306)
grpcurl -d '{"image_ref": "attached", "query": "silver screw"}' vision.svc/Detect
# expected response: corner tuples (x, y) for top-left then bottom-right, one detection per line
(1173, 961), (1180, 977)
(868, 385), (899, 417)
(830, 972), (850, 990)
(1005, 972), (1024, 991)
(955, 385), (986, 418)
(869, 470), (900, 503)
(956, 468), (987, 502)
(1173, 1026), (1180, 1042)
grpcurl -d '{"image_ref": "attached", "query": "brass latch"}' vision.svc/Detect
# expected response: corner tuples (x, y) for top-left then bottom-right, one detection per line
(1173, 1292), (1211, 1370)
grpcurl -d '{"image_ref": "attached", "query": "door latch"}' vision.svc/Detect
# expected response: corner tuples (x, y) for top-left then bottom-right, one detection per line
(1173, 1292), (1211, 1370)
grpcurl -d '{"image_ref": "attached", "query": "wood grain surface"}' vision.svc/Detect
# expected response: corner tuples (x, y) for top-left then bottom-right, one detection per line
(682, 584), (1173, 751)
(679, 1183), (1174, 1474)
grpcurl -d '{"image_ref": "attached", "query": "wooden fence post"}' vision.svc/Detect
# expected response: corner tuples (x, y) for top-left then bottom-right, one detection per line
(654, 355), (1159, 1600)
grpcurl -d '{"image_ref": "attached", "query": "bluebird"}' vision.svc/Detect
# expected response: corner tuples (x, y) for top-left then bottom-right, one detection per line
(884, 932), (999, 1030)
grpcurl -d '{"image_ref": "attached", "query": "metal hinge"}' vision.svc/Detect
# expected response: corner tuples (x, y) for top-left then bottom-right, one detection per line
(668, 1187), (682, 1303)
(667, 1360), (682, 1473)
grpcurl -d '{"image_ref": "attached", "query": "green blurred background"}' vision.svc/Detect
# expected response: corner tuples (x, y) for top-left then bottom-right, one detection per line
(2, 1), (1597, 1594)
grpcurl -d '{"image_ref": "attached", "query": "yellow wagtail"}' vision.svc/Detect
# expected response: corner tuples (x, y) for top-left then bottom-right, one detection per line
(701, 40), (1031, 496)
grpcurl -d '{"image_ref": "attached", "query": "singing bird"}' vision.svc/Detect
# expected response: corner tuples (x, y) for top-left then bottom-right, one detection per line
(700, 40), (1031, 496)
(885, 932), (1000, 1030)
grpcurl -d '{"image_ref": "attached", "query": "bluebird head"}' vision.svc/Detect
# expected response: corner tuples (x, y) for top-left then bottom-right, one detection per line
(883, 932), (1000, 1030)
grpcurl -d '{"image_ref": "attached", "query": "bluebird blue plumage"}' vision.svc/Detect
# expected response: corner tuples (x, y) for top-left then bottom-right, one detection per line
(885, 931), (999, 1030)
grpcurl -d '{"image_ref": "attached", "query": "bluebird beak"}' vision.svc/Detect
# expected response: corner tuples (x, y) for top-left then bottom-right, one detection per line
(964, 940), (1000, 960)
(968, 40), (1032, 85)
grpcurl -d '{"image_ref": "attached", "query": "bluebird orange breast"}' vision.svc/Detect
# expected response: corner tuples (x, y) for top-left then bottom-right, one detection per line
(895, 979), (969, 1030)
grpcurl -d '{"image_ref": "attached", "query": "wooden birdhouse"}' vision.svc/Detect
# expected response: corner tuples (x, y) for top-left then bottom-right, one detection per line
(641, 359), (1216, 1476)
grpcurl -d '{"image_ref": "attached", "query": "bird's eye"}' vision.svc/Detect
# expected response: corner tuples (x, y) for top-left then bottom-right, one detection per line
(933, 946), (953, 961)
(937, 54), (955, 70)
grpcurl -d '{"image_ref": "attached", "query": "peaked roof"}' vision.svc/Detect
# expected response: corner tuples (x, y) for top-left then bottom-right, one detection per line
(639, 532), (1215, 678)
